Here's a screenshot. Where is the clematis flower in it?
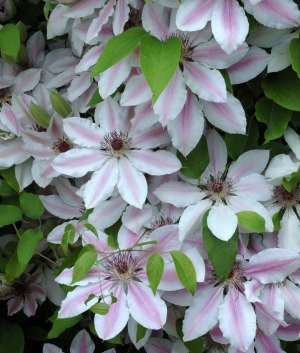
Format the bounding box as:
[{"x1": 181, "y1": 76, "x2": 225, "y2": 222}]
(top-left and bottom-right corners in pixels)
[
  {"x1": 154, "y1": 129, "x2": 273, "y2": 241},
  {"x1": 52, "y1": 98, "x2": 181, "y2": 209}
]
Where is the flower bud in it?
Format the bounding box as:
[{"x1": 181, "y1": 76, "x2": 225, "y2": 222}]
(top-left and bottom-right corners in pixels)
[
  {"x1": 16, "y1": 21, "x2": 27, "y2": 43},
  {"x1": 16, "y1": 43, "x2": 29, "y2": 64},
  {"x1": 0, "y1": 0, "x2": 16, "y2": 23},
  {"x1": 50, "y1": 91, "x2": 72, "y2": 118},
  {"x1": 30, "y1": 101, "x2": 51, "y2": 128}
]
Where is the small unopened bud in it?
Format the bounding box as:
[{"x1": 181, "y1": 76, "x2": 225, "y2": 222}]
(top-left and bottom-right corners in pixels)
[
  {"x1": 0, "y1": 0, "x2": 16, "y2": 23},
  {"x1": 16, "y1": 21, "x2": 27, "y2": 43},
  {"x1": 50, "y1": 91, "x2": 72, "y2": 118},
  {"x1": 30, "y1": 101, "x2": 51, "y2": 128}
]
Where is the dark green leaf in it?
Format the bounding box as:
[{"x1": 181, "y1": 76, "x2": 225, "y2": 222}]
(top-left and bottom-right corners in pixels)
[
  {"x1": 54, "y1": 246, "x2": 82, "y2": 276},
  {"x1": 236, "y1": 86, "x2": 253, "y2": 110},
  {"x1": 140, "y1": 35, "x2": 181, "y2": 104},
  {"x1": 0, "y1": 320, "x2": 24, "y2": 353},
  {"x1": 0, "y1": 25, "x2": 20, "y2": 60},
  {"x1": 72, "y1": 247, "x2": 97, "y2": 284},
  {"x1": 0, "y1": 205, "x2": 22, "y2": 227},
  {"x1": 170, "y1": 250, "x2": 197, "y2": 295},
  {"x1": 86, "y1": 88, "x2": 103, "y2": 107},
  {"x1": 146, "y1": 253, "x2": 164, "y2": 295},
  {"x1": 220, "y1": 69, "x2": 233, "y2": 95},
  {"x1": 0, "y1": 166, "x2": 19, "y2": 191},
  {"x1": 136, "y1": 323, "x2": 147, "y2": 343},
  {"x1": 289, "y1": 38, "x2": 300, "y2": 78},
  {"x1": 43, "y1": 1, "x2": 51, "y2": 20},
  {"x1": 107, "y1": 334, "x2": 124, "y2": 345},
  {"x1": 0, "y1": 179, "x2": 15, "y2": 196},
  {"x1": 202, "y1": 211, "x2": 238, "y2": 283},
  {"x1": 47, "y1": 314, "x2": 82, "y2": 339},
  {"x1": 19, "y1": 191, "x2": 44, "y2": 219},
  {"x1": 236, "y1": 211, "x2": 265, "y2": 233},
  {"x1": 17, "y1": 229, "x2": 43, "y2": 266},
  {"x1": 272, "y1": 210, "x2": 284, "y2": 231},
  {"x1": 177, "y1": 135, "x2": 210, "y2": 178},
  {"x1": 5, "y1": 251, "x2": 27, "y2": 281}
]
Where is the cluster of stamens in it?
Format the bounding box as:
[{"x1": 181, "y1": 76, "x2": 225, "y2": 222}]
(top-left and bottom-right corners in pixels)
[
  {"x1": 145, "y1": 213, "x2": 175, "y2": 234},
  {"x1": 203, "y1": 173, "x2": 235, "y2": 205},
  {"x1": 52, "y1": 136, "x2": 74, "y2": 154},
  {"x1": 210, "y1": 261, "x2": 245, "y2": 292},
  {"x1": 0, "y1": 87, "x2": 12, "y2": 106},
  {"x1": 13, "y1": 60, "x2": 41, "y2": 76},
  {"x1": 100, "y1": 131, "x2": 132, "y2": 158},
  {"x1": 272, "y1": 184, "x2": 300, "y2": 210},
  {"x1": 103, "y1": 252, "x2": 141, "y2": 283}
]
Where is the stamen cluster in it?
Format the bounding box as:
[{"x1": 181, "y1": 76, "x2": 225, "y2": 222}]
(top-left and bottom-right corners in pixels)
[
  {"x1": 272, "y1": 185, "x2": 300, "y2": 210},
  {"x1": 100, "y1": 131, "x2": 132, "y2": 158},
  {"x1": 52, "y1": 136, "x2": 74, "y2": 154},
  {"x1": 103, "y1": 252, "x2": 140, "y2": 283},
  {"x1": 203, "y1": 173, "x2": 235, "y2": 205}
]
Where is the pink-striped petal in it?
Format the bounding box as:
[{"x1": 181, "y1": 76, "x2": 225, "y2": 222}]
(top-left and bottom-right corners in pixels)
[
  {"x1": 43, "y1": 344, "x2": 63, "y2": 353},
  {"x1": 122, "y1": 204, "x2": 152, "y2": 234},
  {"x1": 95, "y1": 97, "x2": 121, "y2": 132},
  {"x1": 184, "y1": 62, "x2": 227, "y2": 103},
  {"x1": 212, "y1": 0, "x2": 249, "y2": 54},
  {"x1": 144, "y1": 338, "x2": 173, "y2": 353},
  {"x1": 128, "y1": 280, "x2": 167, "y2": 329},
  {"x1": 46, "y1": 68, "x2": 76, "y2": 89},
  {"x1": 113, "y1": 0, "x2": 130, "y2": 35},
  {"x1": 40, "y1": 195, "x2": 81, "y2": 219},
  {"x1": 75, "y1": 44, "x2": 105, "y2": 73},
  {"x1": 131, "y1": 123, "x2": 171, "y2": 149},
  {"x1": 254, "y1": 331, "x2": 285, "y2": 353},
  {"x1": 64, "y1": 0, "x2": 104, "y2": 18},
  {"x1": 0, "y1": 138, "x2": 30, "y2": 168},
  {"x1": 205, "y1": 129, "x2": 227, "y2": 176},
  {"x1": 0, "y1": 103, "x2": 21, "y2": 136},
  {"x1": 13, "y1": 69, "x2": 42, "y2": 94},
  {"x1": 142, "y1": 0, "x2": 170, "y2": 39},
  {"x1": 47, "y1": 4, "x2": 71, "y2": 39},
  {"x1": 219, "y1": 287, "x2": 256, "y2": 352},
  {"x1": 7, "y1": 296, "x2": 23, "y2": 315},
  {"x1": 275, "y1": 315, "x2": 300, "y2": 341},
  {"x1": 54, "y1": 176, "x2": 82, "y2": 207},
  {"x1": 27, "y1": 31, "x2": 45, "y2": 64},
  {"x1": 23, "y1": 293, "x2": 38, "y2": 316},
  {"x1": 120, "y1": 75, "x2": 152, "y2": 106},
  {"x1": 15, "y1": 158, "x2": 33, "y2": 191},
  {"x1": 68, "y1": 72, "x2": 91, "y2": 102},
  {"x1": 235, "y1": 174, "x2": 272, "y2": 201},
  {"x1": 70, "y1": 330, "x2": 95, "y2": 353},
  {"x1": 280, "y1": 279, "x2": 300, "y2": 319}
]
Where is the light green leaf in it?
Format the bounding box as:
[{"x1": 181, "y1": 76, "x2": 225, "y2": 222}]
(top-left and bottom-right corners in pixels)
[
  {"x1": 72, "y1": 247, "x2": 97, "y2": 284},
  {"x1": 47, "y1": 313, "x2": 82, "y2": 339},
  {"x1": 29, "y1": 101, "x2": 51, "y2": 128},
  {"x1": 0, "y1": 205, "x2": 22, "y2": 227},
  {"x1": 84, "y1": 223, "x2": 98, "y2": 237},
  {"x1": 170, "y1": 250, "x2": 196, "y2": 295},
  {"x1": 236, "y1": 211, "x2": 265, "y2": 233},
  {"x1": 107, "y1": 235, "x2": 118, "y2": 248},
  {"x1": 61, "y1": 224, "x2": 76, "y2": 255},
  {"x1": 78, "y1": 208, "x2": 93, "y2": 222},
  {"x1": 140, "y1": 35, "x2": 181, "y2": 104},
  {"x1": 289, "y1": 38, "x2": 300, "y2": 78},
  {"x1": 90, "y1": 302, "x2": 110, "y2": 315},
  {"x1": 17, "y1": 229, "x2": 43, "y2": 266},
  {"x1": 49, "y1": 91, "x2": 72, "y2": 117},
  {"x1": 0, "y1": 24, "x2": 20, "y2": 60},
  {"x1": 136, "y1": 323, "x2": 147, "y2": 343},
  {"x1": 0, "y1": 166, "x2": 19, "y2": 191},
  {"x1": 84, "y1": 293, "x2": 97, "y2": 305},
  {"x1": 177, "y1": 135, "x2": 210, "y2": 178},
  {"x1": 272, "y1": 210, "x2": 284, "y2": 231},
  {"x1": 91, "y1": 27, "x2": 148, "y2": 79},
  {"x1": 176, "y1": 318, "x2": 203, "y2": 353},
  {"x1": 282, "y1": 166, "x2": 300, "y2": 192},
  {"x1": 54, "y1": 246, "x2": 82, "y2": 276},
  {"x1": 0, "y1": 320, "x2": 24, "y2": 353},
  {"x1": 262, "y1": 67, "x2": 300, "y2": 111},
  {"x1": 134, "y1": 240, "x2": 158, "y2": 247},
  {"x1": 202, "y1": 211, "x2": 239, "y2": 283},
  {"x1": 146, "y1": 253, "x2": 164, "y2": 295},
  {"x1": 19, "y1": 192, "x2": 44, "y2": 219},
  {"x1": 86, "y1": 88, "x2": 103, "y2": 107},
  {"x1": 5, "y1": 252, "x2": 27, "y2": 281},
  {"x1": 255, "y1": 97, "x2": 292, "y2": 143},
  {"x1": 43, "y1": 1, "x2": 51, "y2": 21}
]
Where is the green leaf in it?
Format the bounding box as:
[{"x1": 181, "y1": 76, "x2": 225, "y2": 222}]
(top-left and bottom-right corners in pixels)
[
  {"x1": 140, "y1": 35, "x2": 181, "y2": 104},
  {"x1": 29, "y1": 101, "x2": 51, "y2": 128},
  {"x1": 43, "y1": 1, "x2": 51, "y2": 20},
  {"x1": 282, "y1": 166, "x2": 300, "y2": 192},
  {"x1": 19, "y1": 192, "x2": 44, "y2": 219},
  {"x1": 61, "y1": 224, "x2": 76, "y2": 254},
  {"x1": 84, "y1": 293, "x2": 97, "y2": 305},
  {"x1": 86, "y1": 88, "x2": 103, "y2": 107},
  {"x1": 47, "y1": 313, "x2": 82, "y2": 339},
  {"x1": 0, "y1": 166, "x2": 19, "y2": 191},
  {"x1": 84, "y1": 223, "x2": 98, "y2": 237},
  {"x1": 176, "y1": 318, "x2": 203, "y2": 353},
  {"x1": 257, "y1": 141, "x2": 291, "y2": 160},
  {"x1": 170, "y1": 250, "x2": 197, "y2": 295},
  {"x1": 177, "y1": 135, "x2": 210, "y2": 178},
  {"x1": 220, "y1": 69, "x2": 233, "y2": 95},
  {"x1": 136, "y1": 323, "x2": 147, "y2": 343},
  {"x1": 146, "y1": 253, "x2": 164, "y2": 295},
  {"x1": 91, "y1": 27, "x2": 148, "y2": 79},
  {"x1": 90, "y1": 302, "x2": 110, "y2": 315},
  {"x1": 236, "y1": 86, "x2": 254, "y2": 110},
  {"x1": 262, "y1": 67, "x2": 300, "y2": 111},
  {"x1": 5, "y1": 251, "x2": 27, "y2": 281},
  {"x1": 245, "y1": 12, "x2": 258, "y2": 33},
  {"x1": 289, "y1": 38, "x2": 300, "y2": 78},
  {"x1": 107, "y1": 235, "x2": 118, "y2": 248},
  {"x1": 272, "y1": 210, "x2": 284, "y2": 231},
  {"x1": 0, "y1": 25, "x2": 20, "y2": 60},
  {"x1": 0, "y1": 320, "x2": 24, "y2": 353},
  {"x1": 225, "y1": 116, "x2": 258, "y2": 160},
  {"x1": 255, "y1": 97, "x2": 292, "y2": 143},
  {"x1": 236, "y1": 211, "x2": 265, "y2": 233},
  {"x1": 134, "y1": 240, "x2": 158, "y2": 247},
  {"x1": 17, "y1": 229, "x2": 43, "y2": 266},
  {"x1": 54, "y1": 246, "x2": 82, "y2": 276},
  {"x1": 0, "y1": 179, "x2": 15, "y2": 197},
  {"x1": 202, "y1": 211, "x2": 239, "y2": 283},
  {"x1": 72, "y1": 247, "x2": 97, "y2": 284},
  {"x1": 0, "y1": 205, "x2": 22, "y2": 227},
  {"x1": 107, "y1": 334, "x2": 124, "y2": 345},
  {"x1": 78, "y1": 208, "x2": 93, "y2": 222},
  {"x1": 49, "y1": 91, "x2": 72, "y2": 117}
]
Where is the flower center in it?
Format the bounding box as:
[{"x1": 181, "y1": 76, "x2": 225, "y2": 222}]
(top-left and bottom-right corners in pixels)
[
  {"x1": 0, "y1": 87, "x2": 12, "y2": 106},
  {"x1": 124, "y1": 8, "x2": 142, "y2": 31},
  {"x1": 100, "y1": 131, "x2": 131, "y2": 158},
  {"x1": 203, "y1": 173, "x2": 235, "y2": 205},
  {"x1": 145, "y1": 213, "x2": 175, "y2": 233},
  {"x1": 52, "y1": 136, "x2": 73, "y2": 154},
  {"x1": 210, "y1": 261, "x2": 245, "y2": 291},
  {"x1": 13, "y1": 281, "x2": 28, "y2": 296},
  {"x1": 272, "y1": 185, "x2": 300, "y2": 210},
  {"x1": 103, "y1": 252, "x2": 141, "y2": 283}
]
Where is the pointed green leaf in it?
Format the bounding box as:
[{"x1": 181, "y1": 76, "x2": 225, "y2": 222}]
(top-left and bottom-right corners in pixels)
[
  {"x1": 134, "y1": 240, "x2": 158, "y2": 247},
  {"x1": 17, "y1": 229, "x2": 43, "y2": 266},
  {"x1": 61, "y1": 224, "x2": 76, "y2": 255},
  {"x1": 220, "y1": 69, "x2": 233, "y2": 95},
  {"x1": 29, "y1": 101, "x2": 51, "y2": 128},
  {"x1": 255, "y1": 97, "x2": 292, "y2": 143},
  {"x1": 282, "y1": 166, "x2": 300, "y2": 192},
  {"x1": 43, "y1": 1, "x2": 51, "y2": 20},
  {"x1": 90, "y1": 302, "x2": 110, "y2": 315},
  {"x1": 136, "y1": 323, "x2": 147, "y2": 343},
  {"x1": 5, "y1": 251, "x2": 27, "y2": 281},
  {"x1": 236, "y1": 211, "x2": 265, "y2": 233},
  {"x1": 47, "y1": 313, "x2": 82, "y2": 339},
  {"x1": 146, "y1": 253, "x2": 164, "y2": 295},
  {"x1": 91, "y1": 27, "x2": 148, "y2": 79},
  {"x1": 0, "y1": 166, "x2": 19, "y2": 191},
  {"x1": 49, "y1": 91, "x2": 72, "y2": 117},
  {"x1": 272, "y1": 210, "x2": 284, "y2": 231},
  {"x1": 0, "y1": 205, "x2": 22, "y2": 227},
  {"x1": 262, "y1": 67, "x2": 300, "y2": 111},
  {"x1": 140, "y1": 35, "x2": 181, "y2": 104},
  {"x1": 84, "y1": 293, "x2": 97, "y2": 305},
  {"x1": 177, "y1": 135, "x2": 210, "y2": 178},
  {"x1": 202, "y1": 210, "x2": 239, "y2": 283},
  {"x1": 170, "y1": 250, "x2": 196, "y2": 295},
  {"x1": 0, "y1": 179, "x2": 15, "y2": 197},
  {"x1": 78, "y1": 208, "x2": 93, "y2": 222},
  {"x1": 0, "y1": 320, "x2": 24, "y2": 353},
  {"x1": 54, "y1": 246, "x2": 82, "y2": 276},
  {"x1": 86, "y1": 88, "x2": 103, "y2": 107},
  {"x1": 84, "y1": 223, "x2": 98, "y2": 237},
  {"x1": 0, "y1": 24, "x2": 20, "y2": 60},
  {"x1": 289, "y1": 38, "x2": 300, "y2": 78},
  {"x1": 19, "y1": 192, "x2": 44, "y2": 219},
  {"x1": 72, "y1": 247, "x2": 97, "y2": 284},
  {"x1": 107, "y1": 235, "x2": 118, "y2": 248},
  {"x1": 107, "y1": 334, "x2": 124, "y2": 345},
  {"x1": 176, "y1": 318, "x2": 203, "y2": 353}
]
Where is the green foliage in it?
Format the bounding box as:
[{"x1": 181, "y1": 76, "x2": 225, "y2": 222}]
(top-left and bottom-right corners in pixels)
[
  {"x1": 19, "y1": 192, "x2": 44, "y2": 219},
  {"x1": 5, "y1": 251, "x2": 27, "y2": 281},
  {"x1": 0, "y1": 179, "x2": 15, "y2": 197},
  {"x1": 78, "y1": 208, "x2": 94, "y2": 222},
  {"x1": 43, "y1": 1, "x2": 51, "y2": 21},
  {"x1": 255, "y1": 97, "x2": 292, "y2": 143},
  {"x1": 177, "y1": 135, "x2": 210, "y2": 178},
  {"x1": 176, "y1": 317, "x2": 203, "y2": 353},
  {"x1": 0, "y1": 166, "x2": 19, "y2": 192},
  {"x1": 90, "y1": 302, "x2": 110, "y2": 315},
  {"x1": 136, "y1": 323, "x2": 147, "y2": 343},
  {"x1": 0, "y1": 24, "x2": 20, "y2": 60},
  {"x1": 236, "y1": 211, "x2": 265, "y2": 233},
  {"x1": 289, "y1": 38, "x2": 300, "y2": 78},
  {"x1": 17, "y1": 229, "x2": 43, "y2": 266},
  {"x1": 61, "y1": 224, "x2": 76, "y2": 255},
  {"x1": 272, "y1": 210, "x2": 284, "y2": 231},
  {"x1": 84, "y1": 223, "x2": 98, "y2": 237},
  {"x1": 47, "y1": 311, "x2": 82, "y2": 339},
  {"x1": 140, "y1": 35, "x2": 181, "y2": 104},
  {"x1": 50, "y1": 91, "x2": 72, "y2": 117},
  {"x1": 72, "y1": 245, "x2": 97, "y2": 284},
  {"x1": 282, "y1": 166, "x2": 300, "y2": 192},
  {"x1": 220, "y1": 69, "x2": 233, "y2": 95},
  {"x1": 91, "y1": 27, "x2": 148, "y2": 79},
  {"x1": 146, "y1": 253, "x2": 164, "y2": 295},
  {"x1": 170, "y1": 250, "x2": 197, "y2": 295},
  {"x1": 54, "y1": 246, "x2": 82, "y2": 276},
  {"x1": 86, "y1": 88, "x2": 103, "y2": 107},
  {"x1": 0, "y1": 205, "x2": 22, "y2": 227},
  {"x1": 30, "y1": 101, "x2": 51, "y2": 128},
  {"x1": 262, "y1": 67, "x2": 300, "y2": 111},
  {"x1": 202, "y1": 211, "x2": 239, "y2": 283},
  {"x1": 0, "y1": 320, "x2": 24, "y2": 353}
]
